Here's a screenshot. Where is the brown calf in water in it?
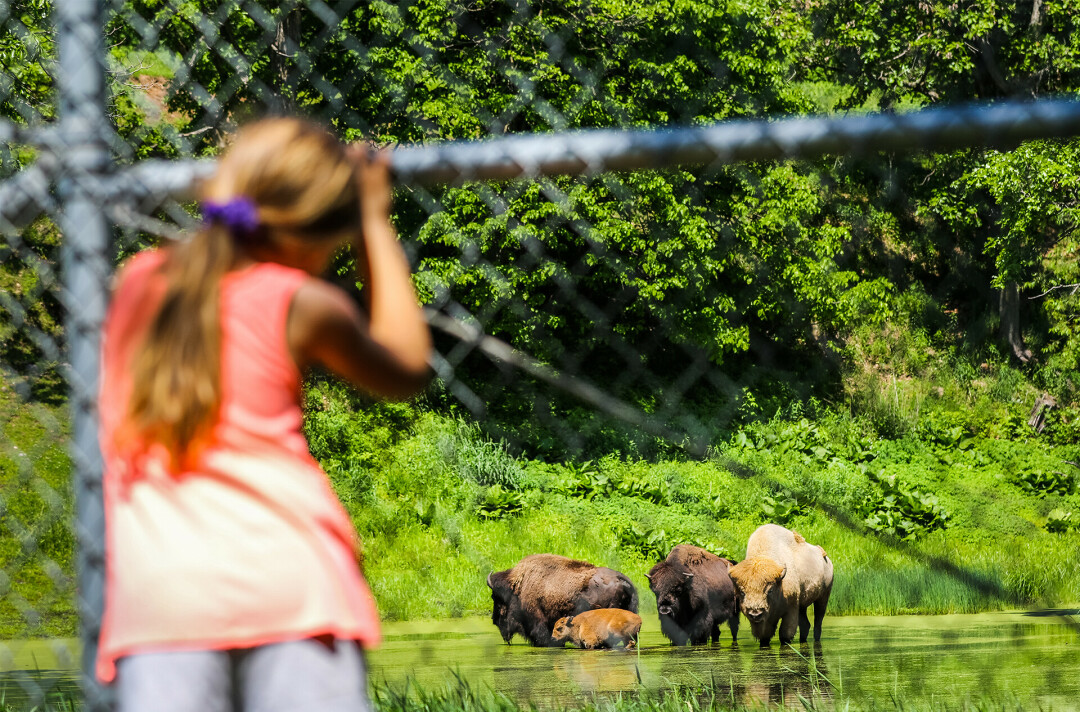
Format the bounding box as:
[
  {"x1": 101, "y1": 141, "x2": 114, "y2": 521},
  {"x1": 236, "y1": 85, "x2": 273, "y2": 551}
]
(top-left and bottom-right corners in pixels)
[{"x1": 551, "y1": 608, "x2": 642, "y2": 649}]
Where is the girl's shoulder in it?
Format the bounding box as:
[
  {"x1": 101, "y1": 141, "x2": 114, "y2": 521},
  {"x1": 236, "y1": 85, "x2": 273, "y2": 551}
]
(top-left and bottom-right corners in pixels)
[{"x1": 113, "y1": 247, "x2": 167, "y2": 290}]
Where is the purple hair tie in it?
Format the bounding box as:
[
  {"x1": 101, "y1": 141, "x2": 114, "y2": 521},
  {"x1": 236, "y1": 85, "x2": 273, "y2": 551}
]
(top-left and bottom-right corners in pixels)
[{"x1": 201, "y1": 197, "x2": 260, "y2": 237}]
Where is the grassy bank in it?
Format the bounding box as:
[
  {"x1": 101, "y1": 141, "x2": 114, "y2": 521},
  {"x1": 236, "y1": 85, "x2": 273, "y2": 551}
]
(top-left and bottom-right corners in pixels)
[
  {"x1": 307, "y1": 354, "x2": 1080, "y2": 621},
  {"x1": 3, "y1": 337, "x2": 1080, "y2": 637},
  {"x1": 0, "y1": 389, "x2": 76, "y2": 639}
]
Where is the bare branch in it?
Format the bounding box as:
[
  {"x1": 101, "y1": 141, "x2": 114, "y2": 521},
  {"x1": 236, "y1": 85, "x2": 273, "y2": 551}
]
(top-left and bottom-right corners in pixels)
[{"x1": 1029, "y1": 283, "x2": 1080, "y2": 300}]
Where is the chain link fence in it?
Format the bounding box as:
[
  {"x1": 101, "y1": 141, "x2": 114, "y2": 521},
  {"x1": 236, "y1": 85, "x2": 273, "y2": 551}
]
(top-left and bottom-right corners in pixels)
[{"x1": 3, "y1": 1, "x2": 1080, "y2": 709}]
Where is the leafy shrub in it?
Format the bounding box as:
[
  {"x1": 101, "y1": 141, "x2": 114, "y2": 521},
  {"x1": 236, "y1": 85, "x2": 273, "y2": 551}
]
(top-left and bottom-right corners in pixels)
[
  {"x1": 760, "y1": 490, "x2": 811, "y2": 525},
  {"x1": 439, "y1": 419, "x2": 525, "y2": 489},
  {"x1": 475, "y1": 485, "x2": 525, "y2": 520},
  {"x1": 615, "y1": 521, "x2": 732, "y2": 562},
  {"x1": 733, "y1": 418, "x2": 875, "y2": 463},
  {"x1": 616, "y1": 522, "x2": 673, "y2": 561},
  {"x1": 414, "y1": 500, "x2": 437, "y2": 526},
  {"x1": 1043, "y1": 408, "x2": 1080, "y2": 445},
  {"x1": 1045, "y1": 508, "x2": 1076, "y2": 533},
  {"x1": 864, "y1": 471, "x2": 949, "y2": 541},
  {"x1": 556, "y1": 460, "x2": 669, "y2": 504},
  {"x1": 917, "y1": 410, "x2": 973, "y2": 449},
  {"x1": 1013, "y1": 468, "x2": 1077, "y2": 498}
]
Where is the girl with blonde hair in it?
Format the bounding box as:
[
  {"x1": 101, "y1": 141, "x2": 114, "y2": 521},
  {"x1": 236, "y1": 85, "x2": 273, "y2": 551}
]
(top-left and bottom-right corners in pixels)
[{"x1": 97, "y1": 117, "x2": 431, "y2": 711}]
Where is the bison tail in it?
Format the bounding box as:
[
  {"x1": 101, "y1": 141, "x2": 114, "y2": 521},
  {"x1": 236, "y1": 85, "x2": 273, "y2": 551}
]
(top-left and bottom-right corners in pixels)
[{"x1": 628, "y1": 584, "x2": 639, "y2": 614}]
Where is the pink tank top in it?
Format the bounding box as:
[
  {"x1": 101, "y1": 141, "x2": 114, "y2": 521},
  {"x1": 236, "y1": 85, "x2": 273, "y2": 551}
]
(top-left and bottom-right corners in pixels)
[{"x1": 96, "y1": 249, "x2": 381, "y2": 683}]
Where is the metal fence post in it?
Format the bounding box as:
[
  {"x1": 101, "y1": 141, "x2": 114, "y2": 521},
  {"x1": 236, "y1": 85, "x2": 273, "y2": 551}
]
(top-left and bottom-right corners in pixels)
[{"x1": 55, "y1": 0, "x2": 113, "y2": 709}]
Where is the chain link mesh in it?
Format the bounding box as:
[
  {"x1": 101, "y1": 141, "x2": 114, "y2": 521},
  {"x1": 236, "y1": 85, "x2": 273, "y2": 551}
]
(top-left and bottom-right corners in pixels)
[{"x1": 3, "y1": 0, "x2": 1080, "y2": 709}]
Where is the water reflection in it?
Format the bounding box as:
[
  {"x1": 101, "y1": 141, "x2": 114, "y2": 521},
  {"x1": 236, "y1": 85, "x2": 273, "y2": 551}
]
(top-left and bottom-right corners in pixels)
[
  {"x1": 0, "y1": 613, "x2": 1076, "y2": 709},
  {"x1": 0, "y1": 638, "x2": 80, "y2": 709},
  {"x1": 368, "y1": 612, "x2": 1080, "y2": 708}
]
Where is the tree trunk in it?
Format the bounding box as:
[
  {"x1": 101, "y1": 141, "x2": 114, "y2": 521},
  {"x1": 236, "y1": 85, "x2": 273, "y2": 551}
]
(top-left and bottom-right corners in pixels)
[
  {"x1": 999, "y1": 282, "x2": 1033, "y2": 363},
  {"x1": 270, "y1": 9, "x2": 301, "y2": 113},
  {"x1": 1030, "y1": 0, "x2": 1043, "y2": 28}
]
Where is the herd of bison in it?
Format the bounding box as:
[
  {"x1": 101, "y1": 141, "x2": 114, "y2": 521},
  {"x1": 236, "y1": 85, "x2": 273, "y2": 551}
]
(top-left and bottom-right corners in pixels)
[{"x1": 486, "y1": 524, "x2": 834, "y2": 650}]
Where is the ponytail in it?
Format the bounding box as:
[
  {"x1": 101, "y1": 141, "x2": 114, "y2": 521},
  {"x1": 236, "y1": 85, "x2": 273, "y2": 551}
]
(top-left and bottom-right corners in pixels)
[
  {"x1": 123, "y1": 117, "x2": 361, "y2": 470},
  {"x1": 127, "y1": 224, "x2": 236, "y2": 466}
]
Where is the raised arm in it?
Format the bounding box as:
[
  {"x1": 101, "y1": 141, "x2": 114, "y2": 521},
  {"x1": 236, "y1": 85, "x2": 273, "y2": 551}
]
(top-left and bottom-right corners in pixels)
[{"x1": 288, "y1": 151, "x2": 432, "y2": 400}]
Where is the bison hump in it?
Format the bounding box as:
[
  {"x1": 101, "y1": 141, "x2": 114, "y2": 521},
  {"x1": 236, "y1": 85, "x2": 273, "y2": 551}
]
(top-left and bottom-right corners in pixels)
[
  {"x1": 508, "y1": 553, "x2": 596, "y2": 591},
  {"x1": 668, "y1": 544, "x2": 722, "y2": 568}
]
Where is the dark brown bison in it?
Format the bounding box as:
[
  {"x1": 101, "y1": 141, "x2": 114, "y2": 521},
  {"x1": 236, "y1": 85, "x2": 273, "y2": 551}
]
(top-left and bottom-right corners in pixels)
[
  {"x1": 486, "y1": 554, "x2": 639, "y2": 646},
  {"x1": 646, "y1": 544, "x2": 739, "y2": 646},
  {"x1": 551, "y1": 609, "x2": 642, "y2": 649}
]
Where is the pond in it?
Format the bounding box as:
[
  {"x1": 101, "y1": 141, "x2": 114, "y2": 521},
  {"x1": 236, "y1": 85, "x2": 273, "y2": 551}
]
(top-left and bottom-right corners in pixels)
[
  {"x1": 368, "y1": 610, "x2": 1080, "y2": 709},
  {"x1": 1, "y1": 611, "x2": 1077, "y2": 709}
]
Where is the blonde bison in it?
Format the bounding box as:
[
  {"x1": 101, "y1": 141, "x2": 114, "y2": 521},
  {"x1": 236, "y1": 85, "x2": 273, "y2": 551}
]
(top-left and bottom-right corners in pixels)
[
  {"x1": 728, "y1": 524, "x2": 833, "y2": 647},
  {"x1": 551, "y1": 608, "x2": 642, "y2": 649}
]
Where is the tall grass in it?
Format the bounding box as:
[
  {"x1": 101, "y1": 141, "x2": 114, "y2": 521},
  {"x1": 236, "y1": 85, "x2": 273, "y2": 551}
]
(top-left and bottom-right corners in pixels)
[
  {"x1": 0, "y1": 679, "x2": 1041, "y2": 712},
  {"x1": 370, "y1": 676, "x2": 1038, "y2": 712}
]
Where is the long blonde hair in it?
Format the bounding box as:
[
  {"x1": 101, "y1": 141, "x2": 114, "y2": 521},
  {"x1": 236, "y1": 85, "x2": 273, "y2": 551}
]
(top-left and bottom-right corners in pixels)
[{"x1": 127, "y1": 118, "x2": 361, "y2": 465}]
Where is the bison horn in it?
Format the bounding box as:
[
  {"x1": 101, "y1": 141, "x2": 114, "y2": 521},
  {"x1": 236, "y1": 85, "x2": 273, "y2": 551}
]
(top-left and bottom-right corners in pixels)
[
  {"x1": 486, "y1": 571, "x2": 494, "y2": 589},
  {"x1": 682, "y1": 572, "x2": 694, "y2": 579},
  {"x1": 644, "y1": 572, "x2": 652, "y2": 580}
]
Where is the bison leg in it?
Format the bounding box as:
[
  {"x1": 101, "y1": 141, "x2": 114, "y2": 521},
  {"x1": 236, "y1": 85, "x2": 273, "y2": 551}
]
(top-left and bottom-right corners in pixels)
[
  {"x1": 813, "y1": 591, "x2": 831, "y2": 642},
  {"x1": 798, "y1": 607, "x2": 811, "y2": 643},
  {"x1": 759, "y1": 619, "x2": 778, "y2": 648},
  {"x1": 660, "y1": 617, "x2": 690, "y2": 646},
  {"x1": 728, "y1": 614, "x2": 739, "y2": 645},
  {"x1": 531, "y1": 620, "x2": 557, "y2": 647},
  {"x1": 779, "y1": 610, "x2": 799, "y2": 646},
  {"x1": 710, "y1": 623, "x2": 721, "y2": 644}
]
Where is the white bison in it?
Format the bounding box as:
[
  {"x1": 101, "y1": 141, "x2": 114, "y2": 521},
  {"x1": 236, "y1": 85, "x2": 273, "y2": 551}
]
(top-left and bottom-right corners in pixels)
[{"x1": 728, "y1": 524, "x2": 833, "y2": 647}]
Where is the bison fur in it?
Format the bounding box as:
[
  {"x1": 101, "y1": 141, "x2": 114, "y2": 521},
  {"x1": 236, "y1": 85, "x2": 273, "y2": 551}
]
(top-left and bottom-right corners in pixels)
[
  {"x1": 551, "y1": 608, "x2": 642, "y2": 649},
  {"x1": 646, "y1": 544, "x2": 739, "y2": 646},
  {"x1": 487, "y1": 554, "x2": 639, "y2": 646},
  {"x1": 728, "y1": 524, "x2": 833, "y2": 647}
]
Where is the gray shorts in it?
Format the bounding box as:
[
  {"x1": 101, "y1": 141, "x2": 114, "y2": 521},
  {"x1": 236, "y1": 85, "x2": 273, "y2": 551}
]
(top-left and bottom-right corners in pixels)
[{"x1": 115, "y1": 637, "x2": 371, "y2": 712}]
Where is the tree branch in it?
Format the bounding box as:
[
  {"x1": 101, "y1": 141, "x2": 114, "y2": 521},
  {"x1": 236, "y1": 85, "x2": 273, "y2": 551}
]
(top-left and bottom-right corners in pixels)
[{"x1": 1028, "y1": 283, "x2": 1080, "y2": 300}]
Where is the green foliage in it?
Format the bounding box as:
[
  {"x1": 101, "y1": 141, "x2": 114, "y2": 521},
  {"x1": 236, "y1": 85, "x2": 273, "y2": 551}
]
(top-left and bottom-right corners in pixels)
[
  {"x1": 556, "y1": 459, "x2": 669, "y2": 504},
  {"x1": 0, "y1": 217, "x2": 65, "y2": 403},
  {"x1": 303, "y1": 380, "x2": 421, "y2": 503},
  {"x1": 615, "y1": 522, "x2": 673, "y2": 562},
  {"x1": 760, "y1": 490, "x2": 810, "y2": 526},
  {"x1": 864, "y1": 471, "x2": 949, "y2": 541},
  {"x1": 614, "y1": 520, "x2": 731, "y2": 563},
  {"x1": 475, "y1": 485, "x2": 525, "y2": 521},
  {"x1": 918, "y1": 410, "x2": 974, "y2": 450},
  {"x1": 1044, "y1": 508, "x2": 1076, "y2": 533},
  {"x1": 1012, "y1": 468, "x2": 1078, "y2": 498},
  {"x1": 439, "y1": 419, "x2": 525, "y2": 489},
  {"x1": 732, "y1": 417, "x2": 875, "y2": 464},
  {"x1": 0, "y1": 392, "x2": 76, "y2": 638},
  {"x1": 0, "y1": 0, "x2": 54, "y2": 127}
]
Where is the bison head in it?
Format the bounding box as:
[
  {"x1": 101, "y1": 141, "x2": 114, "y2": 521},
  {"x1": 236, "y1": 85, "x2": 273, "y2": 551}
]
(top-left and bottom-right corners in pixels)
[
  {"x1": 728, "y1": 556, "x2": 786, "y2": 625},
  {"x1": 487, "y1": 570, "x2": 522, "y2": 644},
  {"x1": 551, "y1": 616, "x2": 576, "y2": 645},
  {"x1": 646, "y1": 561, "x2": 694, "y2": 619}
]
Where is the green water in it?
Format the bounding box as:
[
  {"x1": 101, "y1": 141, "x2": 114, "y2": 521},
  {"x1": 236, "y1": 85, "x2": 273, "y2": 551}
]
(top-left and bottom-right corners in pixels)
[
  {"x1": 1, "y1": 612, "x2": 1077, "y2": 709},
  {"x1": 368, "y1": 611, "x2": 1080, "y2": 708}
]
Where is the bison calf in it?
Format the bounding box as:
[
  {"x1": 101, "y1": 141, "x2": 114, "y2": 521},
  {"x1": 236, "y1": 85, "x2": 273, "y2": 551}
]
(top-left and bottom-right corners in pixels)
[
  {"x1": 551, "y1": 609, "x2": 642, "y2": 649},
  {"x1": 728, "y1": 524, "x2": 833, "y2": 647},
  {"x1": 646, "y1": 544, "x2": 738, "y2": 646},
  {"x1": 487, "y1": 554, "x2": 638, "y2": 646}
]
